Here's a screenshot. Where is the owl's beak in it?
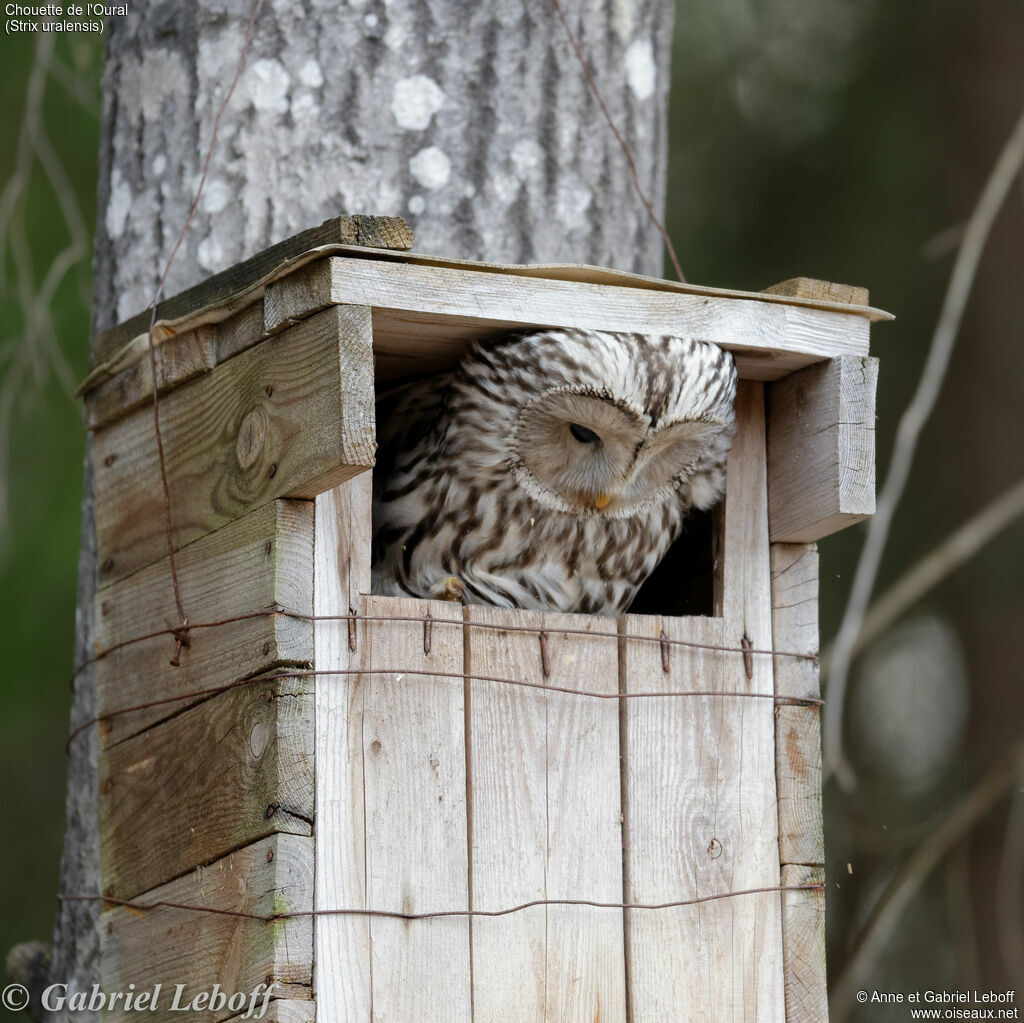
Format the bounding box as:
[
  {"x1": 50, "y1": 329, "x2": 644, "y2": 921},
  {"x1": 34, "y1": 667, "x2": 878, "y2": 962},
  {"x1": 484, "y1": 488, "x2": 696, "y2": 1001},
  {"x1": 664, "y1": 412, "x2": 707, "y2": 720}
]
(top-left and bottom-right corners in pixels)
[{"x1": 594, "y1": 493, "x2": 612, "y2": 509}]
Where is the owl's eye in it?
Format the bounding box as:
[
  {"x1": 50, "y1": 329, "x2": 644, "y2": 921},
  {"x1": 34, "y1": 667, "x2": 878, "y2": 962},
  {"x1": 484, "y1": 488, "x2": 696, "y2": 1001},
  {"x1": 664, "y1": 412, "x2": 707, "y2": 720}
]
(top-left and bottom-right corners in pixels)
[{"x1": 569, "y1": 422, "x2": 600, "y2": 444}]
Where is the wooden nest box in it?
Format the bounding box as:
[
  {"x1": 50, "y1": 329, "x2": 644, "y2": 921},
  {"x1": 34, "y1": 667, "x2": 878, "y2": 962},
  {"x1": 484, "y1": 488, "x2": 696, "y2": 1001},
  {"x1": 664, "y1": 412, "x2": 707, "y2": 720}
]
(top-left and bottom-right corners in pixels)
[{"x1": 79, "y1": 215, "x2": 888, "y2": 1023}]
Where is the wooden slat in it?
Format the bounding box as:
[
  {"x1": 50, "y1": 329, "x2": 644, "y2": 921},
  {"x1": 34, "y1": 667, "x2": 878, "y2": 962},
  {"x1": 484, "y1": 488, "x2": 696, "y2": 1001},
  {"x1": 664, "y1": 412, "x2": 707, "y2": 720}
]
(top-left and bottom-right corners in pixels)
[
  {"x1": 99, "y1": 672, "x2": 314, "y2": 901},
  {"x1": 767, "y1": 355, "x2": 878, "y2": 542},
  {"x1": 361, "y1": 595, "x2": 470, "y2": 1021},
  {"x1": 321, "y1": 256, "x2": 871, "y2": 382},
  {"x1": 101, "y1": 834, "x2": 312, "y2": 1023},
  {"x1": 224, "y1": 1001, "x2": 314, "y2": 1023},
  {"x1": 780, "y1": 864, "x2": 828, "y2": 1023},
  {"x1": 95, "y1": 499, "x2": 313, "y2": 748},
  {"x1": 92, "y1": 215, "x2": 412, "y2": 366},
  {"x1": 771, "y1": 544, "x2": 824, "y2": 867},
  {"x1": 466, "y1": 608, "x2": 625, "y2": 1022},
  {"x1": 312, "y1": 474, "x2": 373, "y2": 1021},
  {"x1": 621, "y1": 382, "x2": 785, "y2": 1022},
  {"x1": 93, "y1": 303, "x2": 374, "y2": 588},
  {"x1": 84, "y1": 325, "x2": 216, "y2": 430},
  {"x1": 264, "y1": 259, "x2": 336, "y2": 335},
  {"x1": 763, "y1": 276, "x2": 869, "y2": 308}
]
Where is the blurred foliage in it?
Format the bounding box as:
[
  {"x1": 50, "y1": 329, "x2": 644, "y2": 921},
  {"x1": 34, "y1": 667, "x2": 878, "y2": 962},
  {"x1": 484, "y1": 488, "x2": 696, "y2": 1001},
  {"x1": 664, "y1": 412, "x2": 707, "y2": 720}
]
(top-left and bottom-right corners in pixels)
[
  {"x1": 0, "y1": 31, "x2": 103, "y2": 996},
  {"x1": 1, "y1": 0, "x2": 1022, "y2": 1017}
]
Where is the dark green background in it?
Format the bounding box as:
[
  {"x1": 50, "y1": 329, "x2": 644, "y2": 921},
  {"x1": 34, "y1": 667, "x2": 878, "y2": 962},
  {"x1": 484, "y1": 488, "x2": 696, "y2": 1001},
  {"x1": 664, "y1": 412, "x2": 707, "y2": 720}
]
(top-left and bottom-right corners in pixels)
[{"x1": 2, "y1": 1, "x2": 1022, "y2": 1018}]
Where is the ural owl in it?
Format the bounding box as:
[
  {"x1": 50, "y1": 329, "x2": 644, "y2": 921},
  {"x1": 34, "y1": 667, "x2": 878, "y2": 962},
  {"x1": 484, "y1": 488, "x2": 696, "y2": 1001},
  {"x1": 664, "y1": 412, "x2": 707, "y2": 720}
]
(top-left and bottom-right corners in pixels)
[{"x1": 371, "y1": 329, "x2": 736, "y2": 615}]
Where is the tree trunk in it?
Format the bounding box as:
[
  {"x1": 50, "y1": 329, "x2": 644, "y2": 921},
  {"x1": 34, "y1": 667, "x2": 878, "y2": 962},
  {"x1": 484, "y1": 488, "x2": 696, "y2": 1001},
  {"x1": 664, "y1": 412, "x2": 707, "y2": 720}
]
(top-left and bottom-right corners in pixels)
[{"x1": 54, "y1": 0, "x2": 673, "y2": 1014}]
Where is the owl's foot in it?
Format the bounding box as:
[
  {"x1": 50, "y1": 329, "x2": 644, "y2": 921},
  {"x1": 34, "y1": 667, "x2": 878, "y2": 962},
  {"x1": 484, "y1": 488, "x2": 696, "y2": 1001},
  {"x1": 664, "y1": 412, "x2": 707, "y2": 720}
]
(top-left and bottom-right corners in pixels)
[{"x1": 438, "y1": 575, "x2": 467, "y2": 603}]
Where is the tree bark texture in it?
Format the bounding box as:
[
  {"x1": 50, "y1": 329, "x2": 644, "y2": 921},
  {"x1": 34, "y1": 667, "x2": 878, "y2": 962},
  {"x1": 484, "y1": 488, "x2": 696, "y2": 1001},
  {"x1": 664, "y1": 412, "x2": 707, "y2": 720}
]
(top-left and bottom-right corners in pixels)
[
  {"x1": 93, "y1": 0, "x2": 673, "y2": 332},
  {"x1": 57, "y1": 0, "x2": 673, "y2": 1014}
]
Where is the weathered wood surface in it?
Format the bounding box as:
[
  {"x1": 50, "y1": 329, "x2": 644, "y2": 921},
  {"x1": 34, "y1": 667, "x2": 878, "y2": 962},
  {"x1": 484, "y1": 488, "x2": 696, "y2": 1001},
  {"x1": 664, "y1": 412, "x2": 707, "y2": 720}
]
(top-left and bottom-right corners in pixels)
[
  {"x1": 93, "y1": 304, "x2": 374, "y2": 588},
  {"x1": 99, "y1": 672, "x2": 314, "y2": 902},
  {"x1": 763, "y1": 276, "x2": 869, "y2": 308},
  {"x1": 621, "y1": 382, "x2": 785, "y2": 1022},
  {"x1": 313, "y1": 474, "x2": 373, "y2": 1021},
  {"x1": 767, "y1": 355, "x2": 878, "y2": 542},
  {"x1": 101, "y1": 834, "x2": 313, "y2": 1023},
  {"x1": 84, "y1": 325, "x2": 216, "y2": 430},
  {"x1": 780, "y1": 864, "x2": 829, "y2": 1023},
  {"x1": 91, "y1": 215, "x2": 413, "y2": 367},
  {"x1": 224, "y1": 1000, "x2": 315, "y2": 1023},
  {"x1": 81, "y1": 249, "x2": 888, "y2": 432},
  {"x1": 771, "y1": 544, "x2": 824, "y2": 867},
  {"x1": 94, "y1": 499, "x2": 313, "y2": 748},
  {"x1": 467, "y1": 608, "x2": 625, "y2": 1022},
  {"x1": 363, "y1": 595, "x2": 471, "y2": 1021},
  {"x1": 327, "y1": 257, "x2": 871, "y2": 383}
]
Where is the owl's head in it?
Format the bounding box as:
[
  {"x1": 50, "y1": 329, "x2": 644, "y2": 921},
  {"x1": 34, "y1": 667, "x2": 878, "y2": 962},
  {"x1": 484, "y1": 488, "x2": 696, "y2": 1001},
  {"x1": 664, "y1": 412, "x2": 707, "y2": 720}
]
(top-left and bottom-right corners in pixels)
[{"x1": 452, "y1": 330, "x2": 737, "y2": 517}]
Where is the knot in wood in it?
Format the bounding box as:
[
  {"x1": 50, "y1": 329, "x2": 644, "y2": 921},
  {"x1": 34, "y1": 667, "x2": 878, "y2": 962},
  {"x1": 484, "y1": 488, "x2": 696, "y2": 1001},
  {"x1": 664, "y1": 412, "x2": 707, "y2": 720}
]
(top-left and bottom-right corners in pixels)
[
  {"x1": 249, "y1": 721, "x2": 270, "y2": 759},
  {"x1": 706, "y1": 837, "x2": 723, "y2": 859},
  {"x1": 236, "y1": 407, "x2": 269, "y2": 470}
]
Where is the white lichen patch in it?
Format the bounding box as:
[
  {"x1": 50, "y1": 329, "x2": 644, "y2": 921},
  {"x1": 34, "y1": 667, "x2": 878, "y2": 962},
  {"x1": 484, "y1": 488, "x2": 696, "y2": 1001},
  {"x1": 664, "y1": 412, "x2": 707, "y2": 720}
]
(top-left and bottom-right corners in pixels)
[
  {"x1": 611, "y1": 0, "x2": 635, "y2": 42},
  {"x1": 407, "y1": 194, "x2": 426, "y2": 215},
  {"x1": 202, "y1": 179, "x2": 231, "y2": 214},
  {"x1": 105, "y1": 169, "x2": 131, "y2": 240},
  {"x1": 292, "y1": 92, "x2": 319, "y2": 120},
  {"x1": 391, "y1": 75, "x2": 446, "y2": 131},
  {"x1": 247, "y1": 58, "x2": 291, "y2": 114},
  {"x1": 624, "y1": 38, "x2": 656, "y2": 100},
  {"x1": 119, "y1": 47, "x2": 188, "y2": 125},
  {"x1": 197, "y1": 234, "x2": 224, "y2": 272},
  {"x1": 555, "y1": 175, "x2": 593, "y2": 230},
  {"x1": 511, "y1": 138, "x2": 543, "y2": 179},
  {"x1": 151, "y1": 154, "x2": 167, "y2": 177},
  {"x1": 409, "y1": 146, "x2": 451, "y2": 190},
  {"x1": 298, "y1": 59, "x2": 324, "y2": 89}
]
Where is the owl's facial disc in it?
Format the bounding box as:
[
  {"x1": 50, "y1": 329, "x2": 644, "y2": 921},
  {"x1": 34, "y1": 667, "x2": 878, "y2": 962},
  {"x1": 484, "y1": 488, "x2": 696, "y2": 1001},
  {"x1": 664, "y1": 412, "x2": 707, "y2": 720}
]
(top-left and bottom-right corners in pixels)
[{"x1": 513, "y1": 391, "x2": 648, "y2": 512}]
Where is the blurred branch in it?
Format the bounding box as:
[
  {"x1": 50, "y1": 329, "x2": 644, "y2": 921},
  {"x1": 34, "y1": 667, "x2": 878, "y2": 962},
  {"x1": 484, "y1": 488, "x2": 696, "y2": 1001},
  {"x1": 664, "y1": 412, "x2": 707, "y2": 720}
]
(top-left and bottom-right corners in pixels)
[
  {"x1": 996, "y1": 760, "x2": 1024, "y2": 987},
  {"x1": 821, "y1": 476, "x2": 1024, "y2": 671},
  {"x1": 823, "y1": 106, "x2": 1024, "y2": 791},
  {"x1": 0, "y1": 34, "x2": 93, "y2": 527},
  {"x1": 830, "y1": 737, "x2": 1024, "y2": 1023}
]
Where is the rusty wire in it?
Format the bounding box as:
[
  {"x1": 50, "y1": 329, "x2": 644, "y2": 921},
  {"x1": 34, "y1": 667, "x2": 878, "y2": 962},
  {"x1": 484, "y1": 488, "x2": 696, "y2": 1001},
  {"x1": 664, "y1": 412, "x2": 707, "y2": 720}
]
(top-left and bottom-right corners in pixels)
[{"x1": 60, "y1": 883, "x2": 824, "y2": 925}]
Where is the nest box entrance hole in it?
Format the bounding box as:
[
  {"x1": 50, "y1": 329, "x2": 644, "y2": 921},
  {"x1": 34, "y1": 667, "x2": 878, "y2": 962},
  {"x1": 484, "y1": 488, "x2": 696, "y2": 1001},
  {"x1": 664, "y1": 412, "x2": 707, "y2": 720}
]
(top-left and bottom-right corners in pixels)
[{"x1": 369, "y1": 330, "x2": 723, "y2": 619}]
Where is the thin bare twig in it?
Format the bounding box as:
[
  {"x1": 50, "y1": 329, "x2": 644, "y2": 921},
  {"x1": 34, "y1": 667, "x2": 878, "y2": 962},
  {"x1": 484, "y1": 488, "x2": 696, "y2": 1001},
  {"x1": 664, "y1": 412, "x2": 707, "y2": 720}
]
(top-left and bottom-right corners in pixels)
[
  {"x1": 829, "y1": 738, "x2": 1024, "y2": 1022},
  {"x1": 821, "y1": 476, "x2": 1024, "y2": 671},
  {"x1": 823, "y1": 107, "x2": 1024, "y2": 790}
]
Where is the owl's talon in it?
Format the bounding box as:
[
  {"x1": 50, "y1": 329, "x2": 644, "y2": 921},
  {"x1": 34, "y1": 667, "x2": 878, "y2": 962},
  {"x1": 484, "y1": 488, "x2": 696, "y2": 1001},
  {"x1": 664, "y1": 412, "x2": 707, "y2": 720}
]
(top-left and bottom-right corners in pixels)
[{"x1": 439, "y1": 576, "x2": 467, "y2": 603}]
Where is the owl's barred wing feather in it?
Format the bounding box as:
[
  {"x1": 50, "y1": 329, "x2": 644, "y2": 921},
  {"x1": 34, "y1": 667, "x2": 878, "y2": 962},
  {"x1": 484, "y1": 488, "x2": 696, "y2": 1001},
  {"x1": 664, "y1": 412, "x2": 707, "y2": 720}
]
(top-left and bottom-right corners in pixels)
[{"x1": 371, "y1": 329, "x2": 737, "y2": 614}]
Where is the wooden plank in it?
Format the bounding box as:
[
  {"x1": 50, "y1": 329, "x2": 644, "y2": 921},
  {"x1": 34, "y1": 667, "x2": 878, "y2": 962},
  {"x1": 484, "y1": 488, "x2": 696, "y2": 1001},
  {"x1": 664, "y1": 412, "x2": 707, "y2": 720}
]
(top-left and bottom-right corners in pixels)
[
  {"x1": 84, "y1": 325, "x2": 216, "y2": 431},
  {"x1": 537, "y1": 613, "x2": 626, "y2": 1023},
  {"x1": 361, "y1": 595, "x2": 470, "y2": 1021},
  {"x1": 771, "y1": 544, "x2": 824, "y2": 868},
  {"x1": 780, "y1": 864, "x2": 828, "y2": 1023},
  {"x1": 95, "y1": 499, "x2": 313, "y2": 748},
  {"x1": 93, "y1": 303, "x2": 375, "y2": 588},
  {"x1": 264, "y1": 259, "x2": 335, "y2": 335},
  {"x1": 621, "y1": 382, "x2": 785, "y2": 1022},
  {"x1": 767, "y1": 355, "x2": 878, "y2": 542},
  {"x1": 319, "y1": 257, "x2": 871, "y2": 383},
  {"x1": 466, "y1": 608, "x2": 626, "y2": 1022},
  {"x1": 312, "y1": 474, "x2": 373, "y2": 1022},
  {"x1": 99, "y1": 672, "x2": 314, "y2": 901},
  {"x1": 92, "y1": 214, "x2": 412, "y2": 366},
  {"x1": 763, "y1": 276, "x2": 869, "y2": 308},
  {"x1": 224, "y1": 1001, "x2": 314, "y2": 1023},
  {"x1": 101, "y1": 834, "x2": 312, "y2": 1023}
]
